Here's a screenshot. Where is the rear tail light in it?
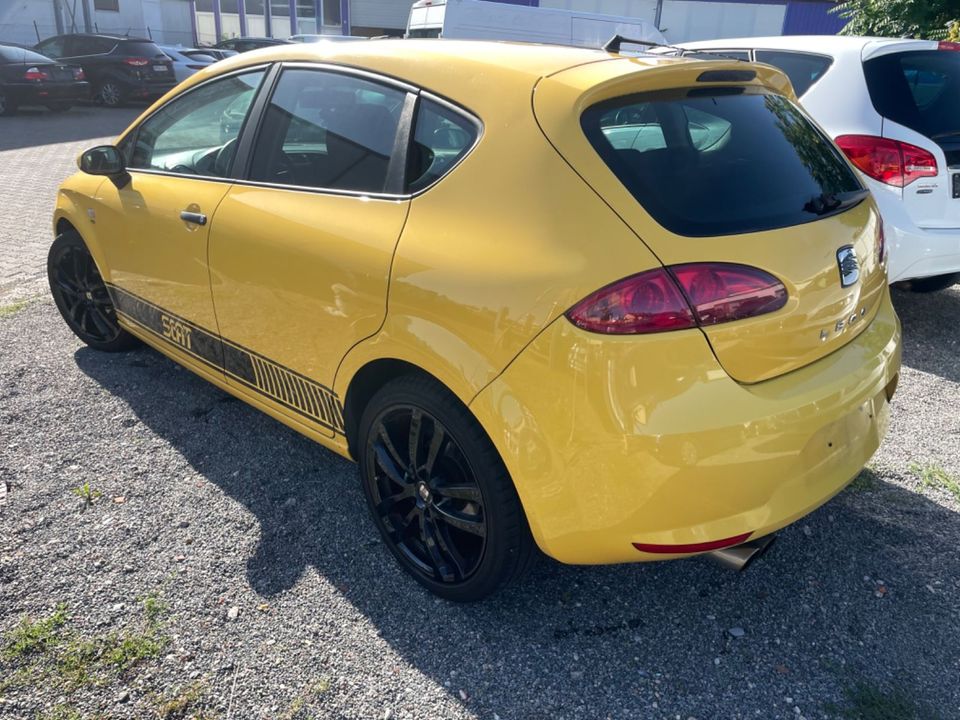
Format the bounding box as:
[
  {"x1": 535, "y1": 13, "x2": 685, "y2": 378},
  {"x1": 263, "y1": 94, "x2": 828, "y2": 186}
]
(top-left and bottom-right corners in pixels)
[
  {"x1": 123, "y1": 57, "x2": 150, "y2": 66},
  {"x1": 24, "y1": 66, "x2": 49, "y2": 81},
  {"x1": 73, "y1": 67, "x2": 85, "y2": 81},
  {"x1": 565, "y1": 263, "x2": 787, "y2": 335},
  {"x1": 835, "y1": 134, "x2": 937, "y2": 187},
  {"x1": 938, "y1": 41, "x2": 960, "y2": 51}
]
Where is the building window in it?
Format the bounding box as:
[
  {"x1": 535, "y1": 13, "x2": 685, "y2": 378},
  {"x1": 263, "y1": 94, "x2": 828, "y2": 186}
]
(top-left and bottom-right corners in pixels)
[
  {"x1": 322, "y1": 0, "x2": 340, "y2": 26},
  {"x1": 270, "y1": 0, "x2": 289, "y2": 17},
  {"x1": 296, "y1": 0, "x2": 315, "y2": 18},
  {"x1": 94, "y1": 0, "x2": 120, "y2": 11},
  {"x1": 245, "y1": 0, "x2": 265, "y2": 14}
]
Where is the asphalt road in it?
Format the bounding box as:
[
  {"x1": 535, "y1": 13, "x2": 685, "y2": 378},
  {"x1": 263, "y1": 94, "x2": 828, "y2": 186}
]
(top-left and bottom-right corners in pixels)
[{"x1": 1, "y1": 107, "x2": 959, "y2": 720}]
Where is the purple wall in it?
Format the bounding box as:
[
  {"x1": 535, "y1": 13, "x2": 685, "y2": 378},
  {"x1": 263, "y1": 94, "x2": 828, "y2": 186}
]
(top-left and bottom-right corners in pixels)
[{"x1": 782, "y1": 1, "x2": 847, "y2": 35}]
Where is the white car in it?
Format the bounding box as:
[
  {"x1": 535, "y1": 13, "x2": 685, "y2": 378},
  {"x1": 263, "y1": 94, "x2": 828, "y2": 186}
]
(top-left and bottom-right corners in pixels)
[
  {"x1": 158, "y1": 45, "x2": 218, "y2": 83},
  {"x1": 679, "y1": 36, "x2": 960, "y2": 292}
]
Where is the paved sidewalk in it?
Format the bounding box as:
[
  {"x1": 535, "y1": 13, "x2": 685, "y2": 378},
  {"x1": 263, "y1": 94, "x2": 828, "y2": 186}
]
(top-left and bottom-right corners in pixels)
[{"x1": 0, "y1": 106, "x2": 140, "y2": 294}]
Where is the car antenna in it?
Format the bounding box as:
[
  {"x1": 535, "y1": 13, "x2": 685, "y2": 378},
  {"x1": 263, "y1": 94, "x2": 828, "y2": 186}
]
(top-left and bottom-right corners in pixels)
[{"x1": 602, "y1": 34, "x2": 747, "y2": 61}]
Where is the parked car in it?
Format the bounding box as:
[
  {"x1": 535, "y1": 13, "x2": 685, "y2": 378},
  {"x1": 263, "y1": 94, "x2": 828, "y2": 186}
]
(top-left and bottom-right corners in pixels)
[
  {"x1": 196, "y1": 47, "x2": 239, "y2": 61},
  {"x1": 158, "y1": 45, "x2": 219, "y2": 83},
  {"x1": 213, "y1": 37, "x2": 292, "y2": 53},
  {"x1": 288, "y1": 34, "x2": 367, "y2": 43},
  {"x1": 678, "y1": 36, "x2": 960, "y2": 292},
  {"x1": 34, "y1": 34, "x2": 175, "y2": 107},
  {"x1": 48, "y1": 41, "x2": 901, "y2": 600},
  {"x1": 0, "y1": 43, "x2": 88, "y2": 115}
]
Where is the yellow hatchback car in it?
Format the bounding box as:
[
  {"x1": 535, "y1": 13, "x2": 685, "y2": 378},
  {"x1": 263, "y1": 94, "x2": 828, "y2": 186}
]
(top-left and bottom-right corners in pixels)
[{"x1": 48, "y1": 40, "x2": 901, "y2": 600}]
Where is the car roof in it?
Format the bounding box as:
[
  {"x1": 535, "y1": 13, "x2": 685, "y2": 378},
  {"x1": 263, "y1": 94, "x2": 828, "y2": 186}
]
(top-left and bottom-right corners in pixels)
[
  {"x1": 679, "y1": 35, "x2": 942, "y2": 61},
  {"x1": 54, "y1": 33, "x2": 154, "y2": 41}
]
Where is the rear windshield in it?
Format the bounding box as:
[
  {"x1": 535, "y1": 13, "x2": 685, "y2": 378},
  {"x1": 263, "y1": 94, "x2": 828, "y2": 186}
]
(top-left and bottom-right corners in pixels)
[
  {"x1": 118, "y1": 40, "x2": 165, "y2": 57},
  {"x1": 0, "y1": 46, "x2": 52, "y2": 64},
  {"x1": 581, "y1": 88, "x2": 863, "y2": 237},
  {"x1": 864, "y1": 50, "x2": 960, "y2": 141}
]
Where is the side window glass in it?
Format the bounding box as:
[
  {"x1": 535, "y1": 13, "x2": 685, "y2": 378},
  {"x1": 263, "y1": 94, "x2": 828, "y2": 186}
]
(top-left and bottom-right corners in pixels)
[
  {"x1": 755, "y1": 50, "x2": 832, "y2": 97},
  {"x1": 249, "y1": 68, "x2": 405, "y2": 193},
  {"x1": 685, "y1": 49, "x2": 750, "y2": 61},
  {"x1": 407, "y1": 98, "x2": 478, "y2": 193},
  {"x1": 129, "y1": 70, "x2": 265, "y2": 177}
]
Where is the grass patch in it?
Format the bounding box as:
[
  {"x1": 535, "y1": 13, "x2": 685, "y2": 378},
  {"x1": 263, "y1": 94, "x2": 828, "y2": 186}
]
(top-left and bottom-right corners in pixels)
[
  {"x1": 71, "y1": 483, "x2": 102, "y2": 511},
  {"x1": 908, "y1": 462, "x2": 960, "y2": 502},
  {"x1": 36, "y1": 704, "x2": 85, "y2": 720},
  {"x1": 282, "y1": 677, "x2": 332, "y2": 719},
  {"x1": 0, "y1": 298, "x2": 32, "y2": 319},
  {"x1": 153, "y1": 680, "x2": 208, "y2": 719},
  {"x1": 2, "y1": 604, "x2": 69, "y2": 659},
  {"x1": 825, "y1": 680, "x2": 929, "y2": 719},
  {"x1": 1, "y1": 593, "x2": 170, "y2": 699}
]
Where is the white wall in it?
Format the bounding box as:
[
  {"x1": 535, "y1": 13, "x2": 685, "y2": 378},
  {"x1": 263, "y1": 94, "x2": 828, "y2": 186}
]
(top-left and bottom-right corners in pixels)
[
  {"x1": 0, "y1": 0, "x2": 62, "y2": 44},
  {"x1": 659, "y1": 0, "x2": 785, "y2": 42}
]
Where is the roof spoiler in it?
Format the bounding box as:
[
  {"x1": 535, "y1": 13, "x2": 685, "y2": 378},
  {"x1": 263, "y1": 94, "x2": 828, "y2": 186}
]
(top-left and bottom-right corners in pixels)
[{"x1": 603, "y1": 34, "x2": 747, "y2": 62}]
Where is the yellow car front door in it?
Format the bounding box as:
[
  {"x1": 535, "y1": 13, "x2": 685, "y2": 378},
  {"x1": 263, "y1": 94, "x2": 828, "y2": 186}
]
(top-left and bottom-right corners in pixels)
[
  {"x1": 92, "y1": 68, "x2": 267, "y2": 380},
  {"x1": 207, "y1": 67, "x2": 412, "y2": 439}
]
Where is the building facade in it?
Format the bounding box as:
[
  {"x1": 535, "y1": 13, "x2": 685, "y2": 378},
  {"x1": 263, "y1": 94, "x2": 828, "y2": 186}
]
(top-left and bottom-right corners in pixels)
[{"x1": 0, "y1": 0, "x2": 845, "y2": 47}]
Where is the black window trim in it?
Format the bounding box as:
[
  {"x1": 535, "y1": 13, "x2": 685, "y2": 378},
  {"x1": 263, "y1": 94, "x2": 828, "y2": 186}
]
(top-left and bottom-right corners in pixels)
[
  {"x1": 116, "y1": 60, "x2": 484, "y2": 200},
  {"x1": 745, "y1": 48, "x2": 835, "y2": 97}
]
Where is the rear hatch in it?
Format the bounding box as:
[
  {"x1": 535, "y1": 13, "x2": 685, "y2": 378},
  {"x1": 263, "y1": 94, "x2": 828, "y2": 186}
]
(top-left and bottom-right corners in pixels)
[
  {"x1": 116, "y1": 40, "x2": 174, "y2": 83},
  {"x1": 862, "y1": 42, "x2": 960, "y2": 229},
  {"x1": 535, "y1": 57, "x2": 887, "y2": 384}
]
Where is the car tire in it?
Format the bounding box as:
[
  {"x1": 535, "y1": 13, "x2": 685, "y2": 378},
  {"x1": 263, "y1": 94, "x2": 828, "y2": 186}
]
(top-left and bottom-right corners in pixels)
[
  {"x1": 902, "y1": 272, "x2": 960, "y2": 293},
  {"x1": 45, "y1": 102, "x2": 72, "y2": 113},
  {"x1": 47, "y1": 230, "x2": 140, "y2": 352},
  {"x1": 0, "y1": 90, "x2": 16, "y2": 116},
  {"x1": 96, "y1": 81, "x2": 125, "y2": 108},
  {"x1": 358, "y1": 374, "x2": 536, "y2": 601}
]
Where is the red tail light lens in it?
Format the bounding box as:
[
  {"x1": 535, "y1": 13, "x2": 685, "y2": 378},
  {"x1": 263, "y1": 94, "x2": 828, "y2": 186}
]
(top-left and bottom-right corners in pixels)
[
  {"x1": 565, "y1": 268, "x2": 696, "y2": 334},
  {"x1": 835, "y1": 134, "x2": 937, "y2": 187},
  {"x1": 566, "y1": 264, "x2": 787, "y2": 335},
  {"x1": 123, "y1": 57, "x2": 150, "y2": 66},
  {"x1": 24, "y1": 66, "x2": 49, "y2": 81},
  {"x1": 938, "y1": 41, "x2": 960, "y2": 51},
  {"x1": 73, "y1": 67, "x2": 85, "y2": 81},
  {"x1": 670, "y1": 263, "x2": 788, "y2": 326}
]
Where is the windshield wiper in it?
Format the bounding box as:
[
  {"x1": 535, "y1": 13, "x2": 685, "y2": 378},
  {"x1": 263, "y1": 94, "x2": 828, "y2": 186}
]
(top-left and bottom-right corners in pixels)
[{"x1": 803, "y1": 189, "x2": 869, "y2": 216}]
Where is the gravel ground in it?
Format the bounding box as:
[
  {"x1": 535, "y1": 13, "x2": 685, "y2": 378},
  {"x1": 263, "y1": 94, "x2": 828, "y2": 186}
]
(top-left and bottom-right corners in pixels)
[{"x1": 1, "y1": 284, "x2": 959, "y2": 720}]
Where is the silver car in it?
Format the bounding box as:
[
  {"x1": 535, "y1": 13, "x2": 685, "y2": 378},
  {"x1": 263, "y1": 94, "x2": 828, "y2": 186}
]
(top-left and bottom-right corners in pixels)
[{"x1": 158, "y1": 45, "x2": 218, "y2": 83}]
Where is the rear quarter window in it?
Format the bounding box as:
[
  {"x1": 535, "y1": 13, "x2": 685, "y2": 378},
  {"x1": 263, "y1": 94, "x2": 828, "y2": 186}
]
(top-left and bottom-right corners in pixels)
[
  {"x1": 581, "y1": 87, "x2": 863, "y2": 237},
  {"x1": 754, "y1": 50, "x2": 832, "y2": 97}
]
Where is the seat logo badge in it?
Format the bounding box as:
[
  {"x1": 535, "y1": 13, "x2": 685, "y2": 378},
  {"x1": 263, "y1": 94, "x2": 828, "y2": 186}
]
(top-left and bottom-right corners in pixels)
[{"x1": 837, "y1": 245, "x2": 859, "y2": 288}]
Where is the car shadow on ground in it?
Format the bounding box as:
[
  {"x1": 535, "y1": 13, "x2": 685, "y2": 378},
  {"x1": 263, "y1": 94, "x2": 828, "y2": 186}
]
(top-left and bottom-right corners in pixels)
[
  {"x1": 73, "y1": 312, "x2": 960, "y2": 716},
  {"x1": 0, "y1": 105, "x2": 144, "y2": 152},
  {"x1": 891, "y1": 284, "x2": 960, "y2": 384}
]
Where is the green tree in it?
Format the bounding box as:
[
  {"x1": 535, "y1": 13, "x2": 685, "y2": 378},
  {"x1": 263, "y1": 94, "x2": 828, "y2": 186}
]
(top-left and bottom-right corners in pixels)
[{"x1": 832, "y1": 0, "x2": 960, "y2": 39}]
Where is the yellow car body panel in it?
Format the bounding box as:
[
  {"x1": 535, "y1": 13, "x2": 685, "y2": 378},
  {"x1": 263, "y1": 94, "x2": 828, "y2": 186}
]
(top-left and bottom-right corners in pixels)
[
  {"x1": 50, "y1": 40, "x2": 904, "y2": 569},
  {"x1": 470, "y1": 286, "x2": 900, "y2": 564},
  {"x1": 207, "y1": 186, "x2": 410, "y2": 438}
]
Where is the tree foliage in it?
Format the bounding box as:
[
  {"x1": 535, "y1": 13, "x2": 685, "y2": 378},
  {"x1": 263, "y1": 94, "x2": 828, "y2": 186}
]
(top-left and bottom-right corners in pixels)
[{"x1": 832, "y1": 0, "x2": 960, "y2": 40}]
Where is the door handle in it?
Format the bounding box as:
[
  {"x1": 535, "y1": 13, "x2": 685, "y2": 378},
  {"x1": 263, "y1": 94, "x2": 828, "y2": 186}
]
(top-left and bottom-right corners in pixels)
[{"x1": 180, "y1": 210, "x2": 207, "y2": 226}]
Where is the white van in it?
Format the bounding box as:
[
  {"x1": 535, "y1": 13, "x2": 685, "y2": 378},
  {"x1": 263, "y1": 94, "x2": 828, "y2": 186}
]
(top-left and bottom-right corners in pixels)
[{"x1": 405, "y1": 0, "x2": 666, "y2": 49}]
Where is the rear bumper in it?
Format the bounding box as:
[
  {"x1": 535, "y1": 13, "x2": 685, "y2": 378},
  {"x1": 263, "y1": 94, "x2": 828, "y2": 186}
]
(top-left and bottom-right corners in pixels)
[
  {"x1": 870, "y1": 182, "x2": 960, "y2": 282},
  {"x1": 5, "y1": 81, "x2": 89, "y2": 105},
  {"x1": 470, "y1": 287, "x2": 902, "y2": 565}
]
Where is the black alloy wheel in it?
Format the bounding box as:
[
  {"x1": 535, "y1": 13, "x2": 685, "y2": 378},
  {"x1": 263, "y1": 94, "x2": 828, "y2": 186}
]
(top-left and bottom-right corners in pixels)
[
  {"x1": 47, "y1": 231, "x2": 139, "y2": 352},
  {"x1": 359, "y1": 375, "x2": 535, "y2": 601}
]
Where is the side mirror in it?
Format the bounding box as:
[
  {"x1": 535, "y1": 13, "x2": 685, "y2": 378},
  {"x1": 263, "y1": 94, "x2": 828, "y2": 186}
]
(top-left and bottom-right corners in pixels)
[{"x1": 78, "y1": 145, "x2": 125, "y2": 176}]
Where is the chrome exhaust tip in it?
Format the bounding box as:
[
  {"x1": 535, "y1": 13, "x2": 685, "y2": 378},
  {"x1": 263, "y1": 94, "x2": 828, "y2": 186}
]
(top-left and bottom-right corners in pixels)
[{"x1": 708, "y1": 534, "x2": 776, "y2": 572}]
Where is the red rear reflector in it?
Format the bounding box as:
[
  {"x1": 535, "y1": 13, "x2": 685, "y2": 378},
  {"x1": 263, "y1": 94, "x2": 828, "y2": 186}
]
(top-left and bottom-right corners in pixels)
[
  {"x1": 938, "y1": 41, "x2": 960, "y2": 51},
  {"x1": 123, "y1": 57, "x2": 150, "y2": 66},
  {"x1": 566, "y1": 264, "x2": 786, "y2": 335},
  {"x1": 24, "y1": 66, "x2": 49, "y2": 81},
  {"x1": 565, "y1": 268, "x2": 696, "y2": 334},
  {"x1": 670, "y1": 263, "x2": 787, "y2": 326},
  {"x1": 835, "y1": 134, "x2": 937, "y2": 187},
  {"x1": 633, "y1": 532, "x2": 753, "y2": 554}
]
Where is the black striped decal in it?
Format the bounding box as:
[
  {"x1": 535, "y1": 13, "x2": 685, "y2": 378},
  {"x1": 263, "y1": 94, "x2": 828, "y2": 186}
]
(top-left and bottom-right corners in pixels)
[{"x1": 107, "y1": 283, "x2": 345, "y2": 435}]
